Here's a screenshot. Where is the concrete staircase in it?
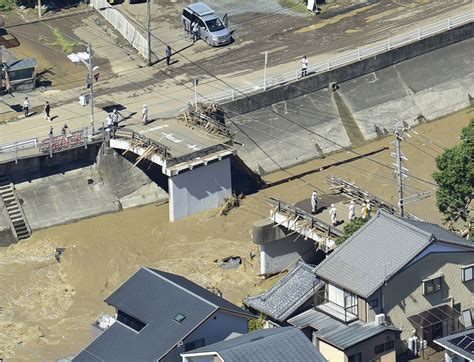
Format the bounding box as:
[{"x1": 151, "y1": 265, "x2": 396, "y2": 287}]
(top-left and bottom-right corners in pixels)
[{"x1": 0, "y1": 174, "x2": 31, "y2": 240}]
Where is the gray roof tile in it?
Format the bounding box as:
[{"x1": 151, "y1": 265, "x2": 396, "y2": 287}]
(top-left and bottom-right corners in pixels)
[
  {"x1": 73, "y1": 267, "x2": 253, "y2": 362},
  {"x1": 313, "y1": 211, "x2": 474, "y2": 299},
  {"x1": 244, "y1": 262, "x2": 323, "y2": 322},
  {"x1": 185, "y1": 326, "x2": 327, "y2": 361},
  {"x1": 288, "y1": 309, "x2": 400, "y2": 350}
]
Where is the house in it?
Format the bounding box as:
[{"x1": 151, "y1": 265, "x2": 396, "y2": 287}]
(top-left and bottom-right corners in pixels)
[
  {"x1": 311, "y1": 211, "x2": 474, "y2": 352},
  {"x1": 244, "y1": 261, "x2": 324, "y2": 326},
  {"x1": 73, "y1": 267, "x2": 255, "y2": 362},
  {"x1": 289, "y1": 308, "x2": 401, "y2": 362},
  {"x1": 181, "y1": 326, "x2": 327, "y2": 362},
  {"x1": 434, "y1": 327, "x2": 474, "y2": 361}
]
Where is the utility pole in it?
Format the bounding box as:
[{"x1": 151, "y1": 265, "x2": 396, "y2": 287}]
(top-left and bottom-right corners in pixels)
[
  {"x1": 87, "y1": 43, "x2": 95, "y2": 134},
  {"x1": 147, "y1": 0, "x2": 151, "y2": 66},
  {"x1": 37, "y1": 0, "x2": 42, "y2": 18},
  {"x1": 395, "y1": 124, "x2": 405, "y2": 217}
]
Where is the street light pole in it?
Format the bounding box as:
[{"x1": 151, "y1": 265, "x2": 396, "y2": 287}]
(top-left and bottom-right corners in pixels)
[
  {"x1": 147, "y1": 0, "x2": 151, "y2": 66},
  {"x1": 87, "y1": 43, "x2": 95, "y2": 134}
]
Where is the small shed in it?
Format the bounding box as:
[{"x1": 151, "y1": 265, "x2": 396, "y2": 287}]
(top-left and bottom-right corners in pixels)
[{"x1": 5, "y1": 58, "x2": 37, "y2": 91}]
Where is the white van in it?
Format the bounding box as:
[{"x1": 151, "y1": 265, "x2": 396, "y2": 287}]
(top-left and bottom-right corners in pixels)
[{"x1": 182, "y1": 2, "x2": 231, "y2": 46}]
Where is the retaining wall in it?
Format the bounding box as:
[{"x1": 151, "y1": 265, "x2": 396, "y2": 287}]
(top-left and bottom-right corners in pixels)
[
  {"x1": 0, "y1": 144, "x2": 168, "y2": 237},
  {"x1": 222, "y1": 22, "x2": 473, "y2": 115}
]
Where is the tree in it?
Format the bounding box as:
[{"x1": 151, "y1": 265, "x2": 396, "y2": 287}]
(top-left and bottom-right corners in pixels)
[
  {"x1": 432, "y1": 119, "x2": 474, "y2": 230},
  {"x1": 336, "y1": 217, "x2": 369, "y2": 245}
]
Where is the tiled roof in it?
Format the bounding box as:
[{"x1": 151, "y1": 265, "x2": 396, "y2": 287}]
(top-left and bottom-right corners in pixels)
[
  {"x1": 73, "y1": 267, "x2": 253, "y2": 361},
  {"x1": 313, "y1": 211, "x2": 474, "y2": 299},
  {"x1": 288, "y1": 309, "x2": 400, "y2": 350},
  {"x1": 244, "y1": 262, "x2": 323, "y2": 323},
  {"x1": 185, "y1": 326, "x2": 327, "y2": 361}
]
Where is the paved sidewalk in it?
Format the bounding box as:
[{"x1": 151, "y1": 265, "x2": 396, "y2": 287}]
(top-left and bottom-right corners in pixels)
[{"x1": 0, "y1": 1, "x2": 471, "y2": 151}]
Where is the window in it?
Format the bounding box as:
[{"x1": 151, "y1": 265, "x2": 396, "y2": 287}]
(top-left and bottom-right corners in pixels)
[
  {"x1": 205, "y1": 18, "x2": 225, "y2": 32},
  {"x1": 116, "y1": 310, "x2": 146, "y2": 332},
  {"x1": 369, "y1": 299, "x2": 378, "y2": 308},
  {"x1": 348, "y1": 352, "x2": 362, "y2": 362},
  {"x1": 423, "y1": 276, "x2": 442, "y2": 295},
  {"x1": 173, "y1": 313, "x2": 186, "y2": 323},
  {"x1": 374, "y1": 343, "x2": 384, "y2": 354},
  {"x1": 461, "y1": 265, "x2": 473, "y2": 282},
  {"x1": 384, "y1": 340, "x2": 394, "y2": 351},
  {"x1": 182, "y1": 9, "x2": 192, "y2": 21},
  {"x1": 184, "y1": 338, "x2": 205, "y2": 352}
]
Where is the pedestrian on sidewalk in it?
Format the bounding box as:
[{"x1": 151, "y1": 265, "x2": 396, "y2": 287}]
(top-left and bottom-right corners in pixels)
[
  {"x1": 192, "y1": 21, "x2": 199, "y2": 43},
  {"x1": 44, "y1": 101, "x2": 51, "y2": 122},
  {"x1": 106, "y1": 114, "x2": 114, "y2": 138},
  {"x1": 166, "y1": 45, "x2": 172, "y2": 66},
  {"x1": 61, "y1": 123, "x2": 69, "y2": 138},
  {"x1": 301, "y1": 56, "x2": 308, "y2": 77},
  {"x1": 23, "y1": 97, "x2": 30, "y2": 117},
  {"x1": 142, "y1": 104, "x2": 148, "y2": 125},
  {"x1": 111, "y1": 109, "x2": 120, "y2": 130},
  {"x1": 348, "y1": 200, "x2": 356, "y2": 221},
  {"x1": 311, "y1": 191, "x2": 318, "y2": 214},
  {"x1": 329, "y1": 204, "x2": 337, "y2": 226}
]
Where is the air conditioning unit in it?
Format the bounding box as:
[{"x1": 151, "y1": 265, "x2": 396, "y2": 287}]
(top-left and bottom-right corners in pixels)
[{"x1": 375, "y1": 313, "x2": 385, "y2": 325}]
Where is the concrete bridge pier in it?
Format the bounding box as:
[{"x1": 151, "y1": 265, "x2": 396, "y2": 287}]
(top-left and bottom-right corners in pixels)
[{"x1": 168, "y1": 157, "x2": 232, "y2": 222}]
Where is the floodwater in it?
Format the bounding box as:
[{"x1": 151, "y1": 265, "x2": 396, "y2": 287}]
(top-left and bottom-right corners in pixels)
[{"x1": 0, "y1": 108, "x2": 472, "y2": 360}]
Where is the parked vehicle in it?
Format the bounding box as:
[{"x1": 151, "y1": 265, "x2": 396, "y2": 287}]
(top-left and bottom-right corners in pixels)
[{"x1": 182, "y1": 2, "x2": 231, "y2": 46}]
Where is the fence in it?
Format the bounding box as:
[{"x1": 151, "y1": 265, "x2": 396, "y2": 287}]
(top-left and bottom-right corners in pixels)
[
  {"x1": 0, "y1": 127, "x2": 104, "y2": 164},
  {"x1": 90, "y1": 0, "x2": 149, "y2": 59},
  {"x1": 194, "y1": 11, "x2": 473, "y2": 104}
]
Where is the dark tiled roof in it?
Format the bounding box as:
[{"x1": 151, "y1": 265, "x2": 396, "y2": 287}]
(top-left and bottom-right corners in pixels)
[
  {"x1": 288, "y1": 309, "x2": 400, "y2": 350},
  {"x1": 185, "y1": 326, "x2": 327, "y2": 361},
  {"x1": 244, "y1": 262, "x2": 323, "y2": 322},
  {"x1": 73, "y1": 267, "x2": 253, "y2": 362},
  {"x1": 313, "y1": 211, "x2": 474, "y2": 299},
  {"x1": 402, "y1": 219, "x2": 473, "y2": 247}
]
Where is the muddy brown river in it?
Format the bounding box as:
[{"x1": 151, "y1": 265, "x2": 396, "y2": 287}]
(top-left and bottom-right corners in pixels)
[{"x1": 0, "y1": 108, "x2": 472, "y2": 360}]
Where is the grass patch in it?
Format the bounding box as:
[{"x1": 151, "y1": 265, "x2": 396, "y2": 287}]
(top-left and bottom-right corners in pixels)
[
  {"x1": 279, "y1": 0, "x2": 309, "y2": 14},
  {"x1": 52, "y1": 29, "x2": 76, "y2": 54},
  {"x1": 0, "y1": 0, "x2": 18, "y2": 12}
]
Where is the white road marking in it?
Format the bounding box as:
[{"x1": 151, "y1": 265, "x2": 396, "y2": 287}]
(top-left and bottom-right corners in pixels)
[
  {"x1": 161, "y1": 132, "x2": 183, "y2": 143},
  {"x1": 187, "y1": 144, "x2": 200, "y2": 151}
]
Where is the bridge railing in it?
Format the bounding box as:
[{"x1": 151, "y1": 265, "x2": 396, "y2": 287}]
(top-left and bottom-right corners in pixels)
[
  {"x1": 113, "y1": 127, "x2": 172, "y2": 160},
  {"x1": 192, "y1": 11, "x2": 473, "y2": 104},
  {"x1": 0, "y1": 126, "x2": 104, "y2": 164}
]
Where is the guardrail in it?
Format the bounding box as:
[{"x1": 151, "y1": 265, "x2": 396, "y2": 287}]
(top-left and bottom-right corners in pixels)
[
  {"x1": 0, "y1": 126, "x2": 104, "y2": 164},
  {"x1": 113, "y1": 127, "x2": 171, "y2": 160},
  {"x1": 193, "y1": 11, "x2": 473, "y2": 104},
  {"x1": 90, "y1": 0, "x2": 149, "y2": 59}
]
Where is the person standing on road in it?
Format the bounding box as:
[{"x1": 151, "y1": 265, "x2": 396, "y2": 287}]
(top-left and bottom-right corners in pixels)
[
  {"x1": 329, "y1": 204, "x2": 337, "y2": 226},
  {"x1": 192, "y1": 21, "x2": 199, "y2": 43},
  {"x1": 23, "y1": 97, "x2": 30, "y2": 117},
  {"x1": 166, "y1": 45, "x2": 172, "y2": 66},
  {"x1": 301, "y1": 56, "x2": 308, "y2": 77},
  {"x1": 361, "y1": 203, "x2": 369, "y2": 220},
  {"x1": 44, "y1": 101, "x2": 51, "y2": 122},
  {"x1": 348, "y1": 200, "x2": 356, "y2": 221},
  {"x1": 311, "y1": 191, "x2": 318, "y2": 214},
  {"x1": 142, "y1": 104, "x2": 148, "y2": 125},
  {"x1": 111, "y1": 109, "x2": 120, "y2": 131}
]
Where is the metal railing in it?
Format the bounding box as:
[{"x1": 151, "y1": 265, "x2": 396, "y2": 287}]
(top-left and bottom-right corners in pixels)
[
  {"x1": 90, "y1": 0, "x2": 149, "y2": 59},
  {"x1": 266, "y1": 196, "x2": 342, "y2": 238},
  {"x1": 113, "y1": 127, "x2": 171, "y2": 160},
  {"x1": 193, "y1": 12, "x2": 473, "y2": 104},
  {"x1": 0, "y1": 126, "x2": 104, "y2": 164}
]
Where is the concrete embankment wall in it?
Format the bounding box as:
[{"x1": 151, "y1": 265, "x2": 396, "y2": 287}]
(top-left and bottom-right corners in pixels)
[
  {"x1": 223, "y1": 22, "x2": 473, "y2": 115},
  {"x1": 228, "y1": 28, "x2": 473, "y2": 174},
  {"x1": 0, "y1": 144, "x2": 168, "y2": 235}
]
